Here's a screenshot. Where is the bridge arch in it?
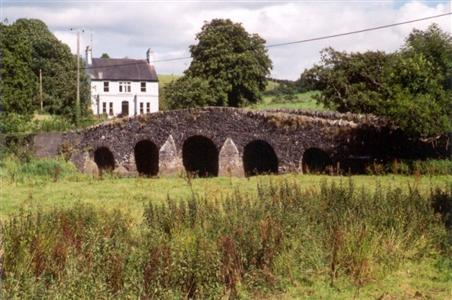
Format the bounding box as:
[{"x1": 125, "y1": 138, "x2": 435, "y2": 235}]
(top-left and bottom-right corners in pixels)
[
  {"x1": 94, "y1": 146, "x2": 115, "y2": 172},
  {"x1": 243, "y1": 140, "x2": 278, "y2": 176},
  {"x1": 302, "y1": 148, "x2": 332, "y2": 174},
  {"x1": 182, "y1": 135, "x2": 219, "y2": 177},
  {"x1": 134, "y1": 140, "x2": 159, "y2": 176}
]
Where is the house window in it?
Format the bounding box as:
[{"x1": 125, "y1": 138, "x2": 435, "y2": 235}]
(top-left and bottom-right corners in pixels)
[
  {"x1": 141, "y1": 82, "x2": 146, "y2": 92},
  {"x1": 102, "y1": 102, "x2": 107, "y2": 114},
  {"x1": 119, "y1": 82, "x2": 131, "y2": 93},
  {"x1": 146, "y1": 102, "x2": 150, "y2": 113},
  {"x1": 139, "y1": 102, "x2": 144, "y2": 114},
  {"x1": 109, "y1": 102, "x2": 113, "y2": 116},
  {"x1": 103, "y1": 81, "x2": 109, "y2": 92}
]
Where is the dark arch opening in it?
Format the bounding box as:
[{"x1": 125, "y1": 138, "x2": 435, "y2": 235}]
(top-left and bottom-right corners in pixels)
[
  {"x1": 302, "y1": 148, "x2": 332, "y2": 174},
  {"x1": 94, "y1": 147, "x2": 115, "y2": 172},
  {"x1": 182, "y1": 135, "x2": 218, "y2": 177},
  {"x1": 243, "y1": 140, "x2": 278, "y2": 176},
  {"x1": 134, "y1": 140, "x2": 159, "y2": 176}
]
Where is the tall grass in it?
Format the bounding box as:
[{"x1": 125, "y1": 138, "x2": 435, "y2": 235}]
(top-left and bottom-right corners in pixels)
[
  {"x1": 0, "y1": 156, "x2": 80, "y2": 183},
  {"x1": 0, "y1": 181, "x2": 450, "y2": 298},
  {"x1": 365, "y1": 159, "x2": 452, "y2": 176}
]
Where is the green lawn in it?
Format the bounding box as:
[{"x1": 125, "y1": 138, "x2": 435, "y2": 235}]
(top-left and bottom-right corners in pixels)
[
  {"x1": 158, "y1": 74, "x2": 181, "y2": 87},
  {"x1": 251, "y1": 91, "x2": 327, "y2": 111},
  {"x1": 1, "y1": 173, "x2": 450, "y2": 221}
]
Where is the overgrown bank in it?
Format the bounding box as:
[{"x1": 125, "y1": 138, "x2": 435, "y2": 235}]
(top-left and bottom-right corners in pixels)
[{"x1": 1, "y1": 180, "x2": 451, "y2": 299}]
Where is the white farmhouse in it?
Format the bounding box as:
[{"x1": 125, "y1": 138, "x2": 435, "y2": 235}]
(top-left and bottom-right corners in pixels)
[{"x1": 86, "y1": 47, "x2": 159, "y2": 118}]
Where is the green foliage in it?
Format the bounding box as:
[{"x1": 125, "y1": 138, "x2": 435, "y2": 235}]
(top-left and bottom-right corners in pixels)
[
  {"x1": 100, "y1": 52, "x2": 110, "y2": 58},
  {"x1": 366, "y1": 159, "x2": 452, "y2": 176},
  {"x1": 0, "y1": 22, "x2": 36, "y2": 117},
  {"x1": 404, "y1": 24, "x2": 452, "y2": 90},
  {"x1": 263, "y1": 79, "x2": 298, "y2": 100},
  {"x1": 1, "y1": 181, "x2": 450, "y2": 298},
  {"x1": 0, "y1": 112, "x2": 106, "y2": 134},
  {"x1": 163, "y1": 76, "x2": 217, "y2": 109},
  {"x1": 0, "y1": 156, "x2": 78, "y2": 182},
  {"x1": 304, "y1": 24, "x2": 452, "y2": 138},
  {"x1": 165, "y1": 19, "x2": 272, "y2": 108},
  {"x1": 304, "y1": 48, "x2": 390, "y2": 113},
  {"x1": 0, "y1": 113, "x2": 35, "y2": 133},
  {"x1": 0, "y1": 19, "x2": 90, "y2": 122}
]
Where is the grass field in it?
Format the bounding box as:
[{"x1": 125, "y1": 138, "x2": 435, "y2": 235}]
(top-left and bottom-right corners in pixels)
[
  {"x1": 1, "y1": 160, "x2": 451, "y2": 299},
  {"x1": 158, "y1": 74, "x2": 181, "y2": 87},
  {"x1": 251, "y1": 91, "x2": 327, "y2": 111},
  {"x1": 1, "y1": 171, "x2": 451, "y2": 299},
  {"x1": 1, "y1": 173, "x2": 450, "y2": 221}
]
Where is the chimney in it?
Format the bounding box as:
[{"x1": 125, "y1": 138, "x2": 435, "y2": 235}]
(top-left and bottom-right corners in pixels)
[
  {"x1": 146, "y1": 48, "x2": 154, "y2": 65},
  {"x1": 85, "y1": 46, "x2": 92, "y2": 65}
]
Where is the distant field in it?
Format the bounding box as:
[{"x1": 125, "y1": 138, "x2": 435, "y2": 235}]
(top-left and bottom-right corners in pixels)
[
  {"x1": 158, "y1": 77, "x2": 326, "y2": 111},
  {"x1": 158, "y1": 74, "x2": 181, "y2": 87},
  {"x1": 251, "y1": 91, "x2": 327, "y2": 111},
  {"x1": 264, "y1": 79, "x2": 281, "y2": 91}
]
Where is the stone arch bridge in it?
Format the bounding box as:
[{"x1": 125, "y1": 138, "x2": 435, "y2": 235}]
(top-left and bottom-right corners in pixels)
[{"x1": 52, "y1": 107, "x2": 433, "y2": 177}]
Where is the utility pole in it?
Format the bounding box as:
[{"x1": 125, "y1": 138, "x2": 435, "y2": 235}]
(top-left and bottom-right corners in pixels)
[
  {"x1": 76, "y1": 30, "x2": 80, "y2": 126},
  {"x1": 39, "y1": 69, "x2": 43, "y2": 112},
  {"x1": 71, "y1": 28, "x2": 84, "y2": 126}
]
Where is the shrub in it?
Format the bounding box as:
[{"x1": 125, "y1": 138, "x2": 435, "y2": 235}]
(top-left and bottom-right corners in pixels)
[
  {"x1": 365, "y1": 159, "x2": 452, "y2": 176},
  {"x1": 31, "y1": 116, "x2": 73, "y2": 132},
  {"x1": 0, "y1": 113, "x2": 34, "y2": 134},
  {"x1": 0, "y1": 157, "x2": 78, "y2": 182}
]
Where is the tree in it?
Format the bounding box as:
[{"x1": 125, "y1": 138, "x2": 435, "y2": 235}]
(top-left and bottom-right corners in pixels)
[
  {"x1": 185, "y1": 19, "x2": 272, "y2": 107},
  {"x1": 100, "y1": 53, "x2": 110, "y2": 59},
  {"x1": 303, "y1": 48, "x2": 390, "y2": 114},
  {"x1": 303, "y1": 25, "x2": 451, "y2": 138},
  {"x1": 0, "y1": 19, "x2": 90, "y2": 121},
  {"x1": 403, "y1": 24, "x2": 452, "y2": 90},
  {"x1": 0, "y1": 22, "x2": 36, "y2": 117},
  {"x1": 163, "y1": 76, "x2": 218, "y2": 109}
]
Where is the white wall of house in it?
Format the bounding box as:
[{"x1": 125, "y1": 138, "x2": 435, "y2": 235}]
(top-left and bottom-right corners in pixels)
[{"x1": 90, "y1": 80, "x2": 159, "y2": 117}]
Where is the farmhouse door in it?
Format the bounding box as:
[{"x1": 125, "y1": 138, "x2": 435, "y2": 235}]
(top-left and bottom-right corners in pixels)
[{"x1": 121, "y1": 101, "x2": 129, "y2": 116}]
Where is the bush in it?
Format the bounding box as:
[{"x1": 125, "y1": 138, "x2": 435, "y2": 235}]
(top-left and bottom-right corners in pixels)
[
  {"x1": 365, "y1": 159, "x2": 452, "y2": 176},
  {"x1": 0, "y1": 113, "x2": 34, "y2": 133},
  {"x1": 0, "y1": 112, "x2": 105, "y2": 134},
  {"x1": 31, "y1": 115, "x2": 73, "y2": 132},
  {"x1": 0, "y1": 156, "x2": 78, "y2": 182},
  {"x1": 1, "y1": 180, "x2": 450, "y2": 298}
]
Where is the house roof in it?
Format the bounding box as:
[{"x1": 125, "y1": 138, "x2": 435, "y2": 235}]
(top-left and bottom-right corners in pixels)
[{"x1": 87, "y1": 58, "x2": 158, "y2": 81}]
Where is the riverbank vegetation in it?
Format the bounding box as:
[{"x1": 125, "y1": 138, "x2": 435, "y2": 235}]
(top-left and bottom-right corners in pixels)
[{"x1": 1, "y1": 177, "x2": 451, "y2": 299}]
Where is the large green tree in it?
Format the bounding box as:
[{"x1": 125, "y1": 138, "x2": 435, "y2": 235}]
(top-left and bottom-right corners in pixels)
[
  {"x1": 403, "y1": 24, "x2": 452, "y2": 90},
  {"x1": 165, "y1": 19, "x2": 272, "y2": 108},
  {"x1": 303, "y1": 24, "x2": 451, "y2": 138},
  {"x1": 0, "y1": 22, "x2": 36, "y2": 116},
  {"x1": 0, "y1": 19, "x2": 90, "y2": 120}
]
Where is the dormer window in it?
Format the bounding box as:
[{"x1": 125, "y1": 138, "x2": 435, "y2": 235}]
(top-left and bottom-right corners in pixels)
[
  {"x1": 141, "y1": 82, "x2": 146, "y2": 92},
  {"x1": 104, "y1": 81, "x2": 109, "y2": 92},
  {"x1": 119, "y1": 81, "x2": 131, "y2": 93}
]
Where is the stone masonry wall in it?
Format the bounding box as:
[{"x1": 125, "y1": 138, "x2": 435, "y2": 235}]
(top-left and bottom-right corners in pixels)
[{"x1": 60, "y1": 107, "x2": 408, "y2": 176}]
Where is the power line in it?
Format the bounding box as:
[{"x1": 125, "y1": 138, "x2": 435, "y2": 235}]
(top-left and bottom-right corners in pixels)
[
  {"x1": 82, "y1": 11, "x2": 451, "y2": 70},
  {"x1": 266, "y1": 11, "x2": 452, "y2": 48}
]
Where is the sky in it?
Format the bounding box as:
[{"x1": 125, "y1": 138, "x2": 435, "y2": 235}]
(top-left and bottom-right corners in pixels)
[{"x1": 1, "y1": 0, "x2": 451, "y2": 80}]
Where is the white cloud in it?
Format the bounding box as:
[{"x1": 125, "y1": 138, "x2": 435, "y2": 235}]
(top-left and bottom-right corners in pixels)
[{"x1": 3, "y1": 0, "x2": 451, "y2": 79}]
